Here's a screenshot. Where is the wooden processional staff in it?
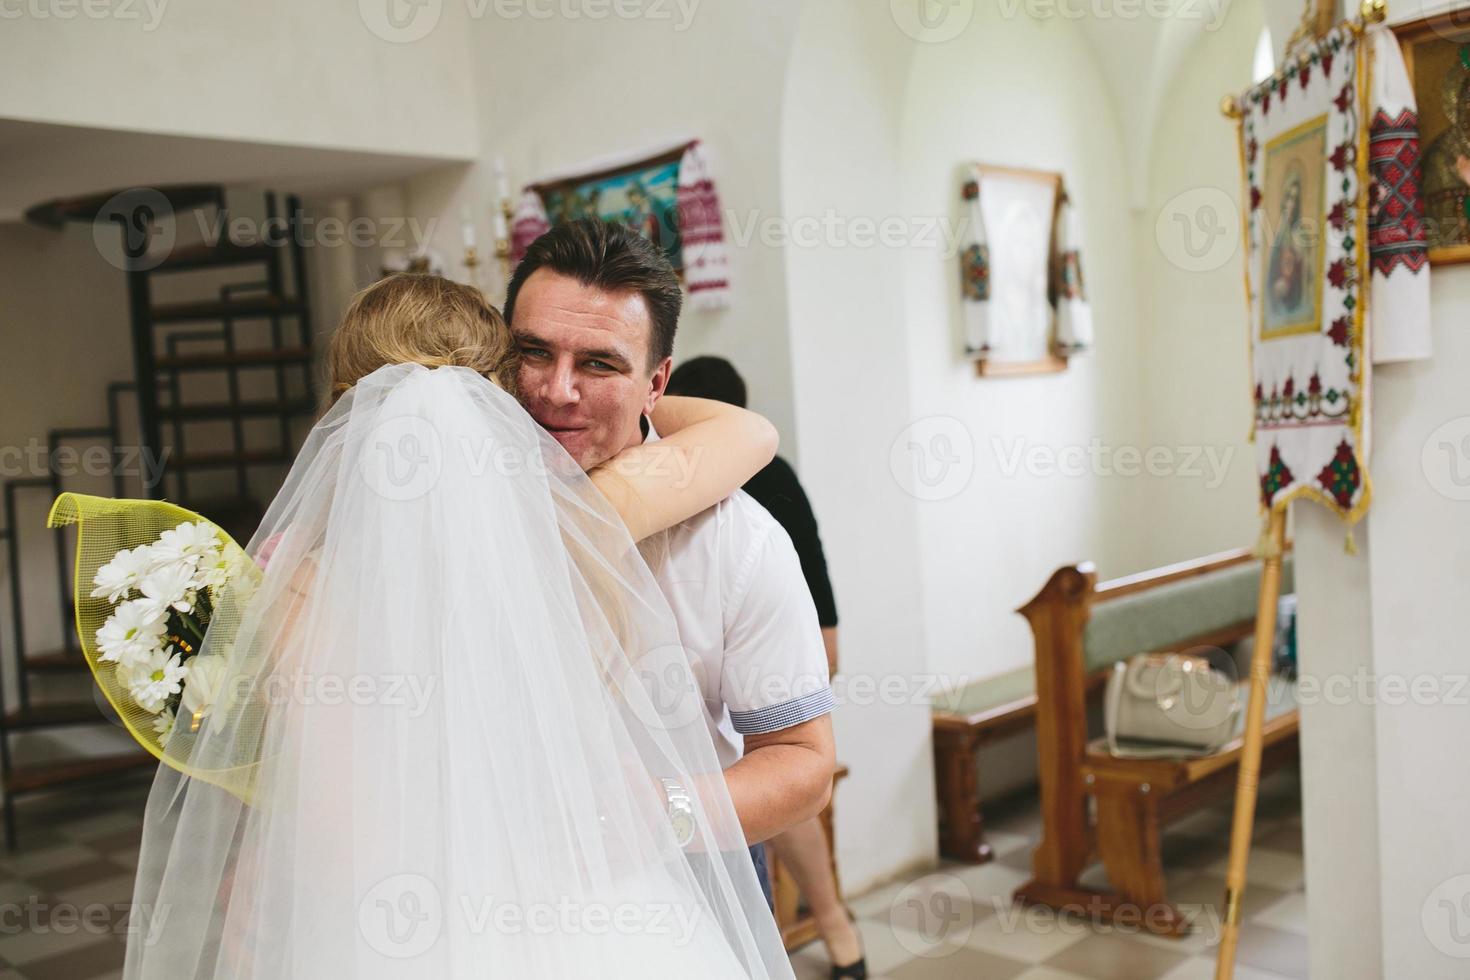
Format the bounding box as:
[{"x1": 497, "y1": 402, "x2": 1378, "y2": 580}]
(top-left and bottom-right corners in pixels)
[
  {"x1": 1212, "y1": 2, "x2": 1387, "y2": 978},
  {"x1": 1210, "y1": 509, "x2": 1285, "y2": 980}
]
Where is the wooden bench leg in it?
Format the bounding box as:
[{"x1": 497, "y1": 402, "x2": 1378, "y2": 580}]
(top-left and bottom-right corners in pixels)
[
  {"x1": 1093, "y1": 783, "x2": 1187, "y2": 937},
  {"x1": 933, "y1": 727, "x2": 993, "y2": 864}
]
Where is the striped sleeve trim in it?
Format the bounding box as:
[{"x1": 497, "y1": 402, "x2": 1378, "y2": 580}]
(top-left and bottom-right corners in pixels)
[{"x1": 729, "y1": 687, "x2": 836, "y2": 736}]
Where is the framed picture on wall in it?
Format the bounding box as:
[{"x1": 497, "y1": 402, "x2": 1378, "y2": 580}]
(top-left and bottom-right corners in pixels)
[
  {"x1": 529, "y1": 145, "x2": 687, "y2": 274},
  {"x1": 970, "y1": 164, "x2": 1065, "y2": 376},
  {"x1": 514, "y1": 140, "x2": 732, "y2": 309},
  {"x1": 1393, "y1": 11, "x2": 1470, "y2": 265}
]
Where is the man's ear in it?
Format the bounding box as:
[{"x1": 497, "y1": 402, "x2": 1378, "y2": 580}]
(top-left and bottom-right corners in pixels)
[{"x1": 643, "y1": 356, "x2": 673, "y2": 416}]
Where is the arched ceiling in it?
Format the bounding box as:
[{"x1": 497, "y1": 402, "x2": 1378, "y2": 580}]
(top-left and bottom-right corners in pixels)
[{"x1": 1072, "y1": 0, "x2": 1250, "y2": 205}]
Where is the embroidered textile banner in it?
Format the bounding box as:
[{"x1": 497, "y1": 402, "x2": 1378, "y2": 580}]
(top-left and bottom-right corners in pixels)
[{"x1": 1236, "y1": 25, "x2": 1430, "y2": 523}]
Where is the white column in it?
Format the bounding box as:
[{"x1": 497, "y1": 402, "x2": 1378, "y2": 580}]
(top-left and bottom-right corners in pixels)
[{"x1": 1296, "y1": 266, "x2": 1470, "y2": 978}]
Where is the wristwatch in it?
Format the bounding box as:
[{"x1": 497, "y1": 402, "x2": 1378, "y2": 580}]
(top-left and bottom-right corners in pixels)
[{"x1": 660, "y1": 777, "x2": 696, "y2": 848}]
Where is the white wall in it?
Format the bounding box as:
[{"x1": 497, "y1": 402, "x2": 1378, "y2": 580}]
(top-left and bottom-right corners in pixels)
[
  {"x1": 0, "y1": 0, "x2": 479, "y2": 161},
  {"x1": 1295, "y1": 266, "x2": 1470, "y2": 980},
  {"x1": 1136, "y1": 0, "x2": 1267, "y2": 567},
  {"x1": 899, "y1": 4, "x2": 1150, "y2": 689},
  {"x1": 1361, "y1": 273, "x2": 1470, "y2": 978},
  {"x1": 1292, "y1": 6, "x2": 1470, "y2": 977},
  {"x1": 781, "y1": 1, "x2": 937, "y2": 895},
  {"x1": 779, "y1": 0, "x2": 1182, "y2": 887},
  {"x1": 394, "y1": 2, "x2": 806, "y2": 452}
]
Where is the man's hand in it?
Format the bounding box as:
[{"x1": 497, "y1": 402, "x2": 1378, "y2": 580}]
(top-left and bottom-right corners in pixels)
[{"x1": 722, "y1": 714, "x2": 836, "y2": 845}]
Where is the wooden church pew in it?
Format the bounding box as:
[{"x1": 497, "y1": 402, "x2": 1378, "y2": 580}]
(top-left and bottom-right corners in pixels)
[{"x1": 1012, "y1": 547, "x2": 1299, "y2": 936}]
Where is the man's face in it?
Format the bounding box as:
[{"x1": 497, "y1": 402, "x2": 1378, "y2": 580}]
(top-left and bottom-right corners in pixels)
[{"x1": 512, "y1": 269, "x2": 672, "y2": 470}]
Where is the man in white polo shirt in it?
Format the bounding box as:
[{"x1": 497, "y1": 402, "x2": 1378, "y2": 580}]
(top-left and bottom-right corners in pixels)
[
  {"x1": 504, "y1": 219, "x2": 836, "y2": 901},
  {"x1": 640, "y1": 415, "x2": 836, "y2": 767}
]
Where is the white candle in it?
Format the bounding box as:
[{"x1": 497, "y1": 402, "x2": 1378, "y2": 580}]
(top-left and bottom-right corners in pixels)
[
  {"x1": 493, "y1": 157, "x2": 510, "y2": 203},
  {"x1": 461, "y1": 209, "x2": 477, "y2": 249},
  {"x1": 494, "y1": 159, "x2": 508, "y2": 198}
]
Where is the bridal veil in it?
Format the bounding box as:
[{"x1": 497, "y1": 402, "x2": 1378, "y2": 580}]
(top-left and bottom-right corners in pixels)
[{"x1": 71, "y1": 363, "x2": 792, "y2": 978}]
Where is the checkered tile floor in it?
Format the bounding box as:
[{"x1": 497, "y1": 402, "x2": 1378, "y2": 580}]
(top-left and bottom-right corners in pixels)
[
  {"x1": 0, "y1": 768, "x2": 1307, "y2": 980},
  {"x1": 0, "y1": 773, "x2": 151, "y2": 980},
  {"x1": 791, "y1": 767, "x2": 1307, "y2": 980}
]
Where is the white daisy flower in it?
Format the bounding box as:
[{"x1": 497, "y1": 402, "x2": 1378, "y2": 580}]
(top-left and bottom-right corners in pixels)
[
  {"x1": 137, "y1": 563, "x2": 198, "y2": 618},
  {"x1": 180, "y1": 655, "x2": 230, "y2": 720},
  {"x1": 91, "y1": 545, "x2": 155, "y2": 603},
  {"x1": 96, "y1": 600, "x2": 168, "y2": 667},
  {"x1": 227, "y1": 550, "x2": 261, "y2": 600},
  {"x1": 124, "y1": 650, "x2": 187, "y2": 714},
  {"x1": 192, "y1": 548, "x2": 240, "y2": 593},
  {"x1": 152, "y1": 521, "x2": 221, "y2": 569},
  {"x1": 152, "y1": 706, "x2": 176, "y2": 740}
]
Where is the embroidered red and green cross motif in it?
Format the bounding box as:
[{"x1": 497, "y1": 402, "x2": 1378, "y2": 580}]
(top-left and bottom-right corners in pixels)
[
  {"x1": 1316, "y1": 439, "x2": 1362, "y2": 510},
  {"x1": 1261, "y1": 444, "x2": 1296, "y2": 508},
  {"x1": 1368, "y1": 108, "x2": 1430, "y2": 276}
]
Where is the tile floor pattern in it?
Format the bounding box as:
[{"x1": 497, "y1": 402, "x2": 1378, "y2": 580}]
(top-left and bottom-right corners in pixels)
[
  {"x1": 0, "y1": 768, "x2": 1307, "y2": 980},
  {"x1": 789, "y1": 768, "x2": 1308, "y2": 980}
]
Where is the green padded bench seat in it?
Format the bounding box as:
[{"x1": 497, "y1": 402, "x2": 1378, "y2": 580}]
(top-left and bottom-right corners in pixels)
[
  {"x1": 1082, "y1": 556, "x2": 1294, "y2": 675},
  {"x1": 935, "y1": 663, "x2": 1035, "y2": 721},
  {"x1": 935, "y1": 555, "x2": 1295, "y2": 723}
]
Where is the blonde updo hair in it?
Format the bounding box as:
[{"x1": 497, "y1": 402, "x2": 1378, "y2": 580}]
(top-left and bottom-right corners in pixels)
[{"x1": 326, "y1": 274, "x2": 519, "y2": 402}]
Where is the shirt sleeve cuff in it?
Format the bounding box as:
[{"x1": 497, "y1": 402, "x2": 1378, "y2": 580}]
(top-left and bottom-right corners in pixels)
[{"x1": 729, "y1": 687, "x2": 835, "y2": 736}]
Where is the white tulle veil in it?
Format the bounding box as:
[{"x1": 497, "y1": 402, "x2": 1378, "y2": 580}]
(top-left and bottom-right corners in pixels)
[{"x1": 121, "y1": 362, "x2": 793, "y2": 979}]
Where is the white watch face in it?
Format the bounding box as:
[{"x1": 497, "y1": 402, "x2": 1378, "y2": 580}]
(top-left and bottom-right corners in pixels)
[{"x1": 670, "y1": 808, "x2": 696, "y2": 847}]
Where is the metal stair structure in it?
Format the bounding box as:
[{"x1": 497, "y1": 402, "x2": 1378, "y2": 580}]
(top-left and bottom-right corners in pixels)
[{"x1": 0, "y1": 185, "x2": 318, "y2": 847}]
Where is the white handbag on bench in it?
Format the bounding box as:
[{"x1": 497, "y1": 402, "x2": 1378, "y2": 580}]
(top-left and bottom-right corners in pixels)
[{"x1": 1104, "y1": 652, "x2": 1241, "y2": 759}]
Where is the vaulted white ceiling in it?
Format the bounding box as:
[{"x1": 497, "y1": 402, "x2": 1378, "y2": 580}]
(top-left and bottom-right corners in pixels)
[{"x1": 1072, "y1": 0, "x2": 1249, "y2": 204}]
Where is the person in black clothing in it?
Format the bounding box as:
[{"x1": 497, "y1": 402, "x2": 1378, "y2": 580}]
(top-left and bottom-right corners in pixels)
[
  {"x1": 667, "y1": 357, "x2": 863, "y2": 980},
  {"x1": 667, "y1": 358, "x2": 838, "y2": 635}
]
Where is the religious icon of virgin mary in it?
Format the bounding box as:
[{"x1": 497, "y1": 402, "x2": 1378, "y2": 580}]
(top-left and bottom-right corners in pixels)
[
  {"x1": 1422, "y1": 61, "x2": 1470, "y2": 250},
  {"x1": 1267, "y1": 164, "x2": 1312, "y2": 321}
]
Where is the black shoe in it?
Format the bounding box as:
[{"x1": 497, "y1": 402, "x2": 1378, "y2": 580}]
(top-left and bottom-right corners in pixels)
[{"x1": 830, "y1": 909, "x2": 867, "y2": 980}]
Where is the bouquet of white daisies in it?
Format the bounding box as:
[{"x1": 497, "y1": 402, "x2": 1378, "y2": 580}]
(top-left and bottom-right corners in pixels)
[{"x1": 88, "y1": 519, "x2": 253, "y2": 741}]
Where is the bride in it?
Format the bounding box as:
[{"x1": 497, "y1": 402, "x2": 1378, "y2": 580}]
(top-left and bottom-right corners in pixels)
[{"x1": 96, "y1": 274, "x2": 795, "y2": 978}]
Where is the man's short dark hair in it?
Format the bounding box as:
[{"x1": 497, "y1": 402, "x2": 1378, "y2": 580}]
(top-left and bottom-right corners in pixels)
[
  {"x1": 666, "y1": 356, "x2": 747, "y2": 408},
  {"x1": 504, "y1": 219, "x2": 682, "y2": 370}
]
